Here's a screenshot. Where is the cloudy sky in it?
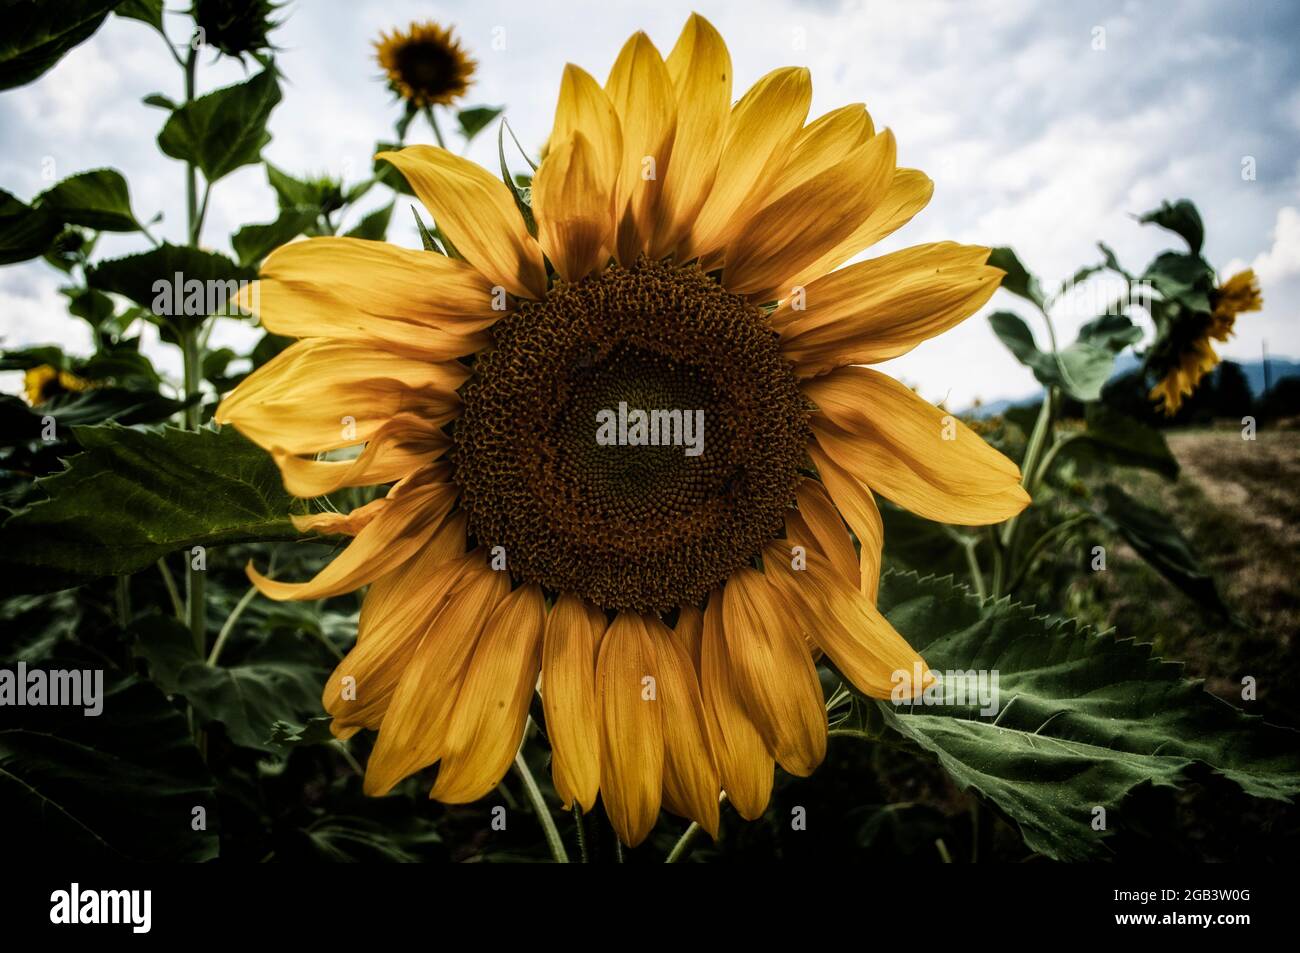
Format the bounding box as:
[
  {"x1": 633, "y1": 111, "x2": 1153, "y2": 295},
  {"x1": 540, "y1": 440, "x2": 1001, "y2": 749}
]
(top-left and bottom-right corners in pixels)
[{"x1": 2, "y1": 0, "x2": 1298, "y2": 407}]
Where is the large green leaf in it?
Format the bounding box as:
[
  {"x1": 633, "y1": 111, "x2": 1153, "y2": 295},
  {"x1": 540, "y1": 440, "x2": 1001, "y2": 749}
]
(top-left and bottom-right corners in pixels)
[
  {"x1": 36, "y1": 168, "x2": 142, "y2": 232},
  {"x1": 1137, "y1": 199, "x2": 1204, "y2": 254},
  {"x1": 0, "y1": 0, "x2": 122, "y2": 91},
  {"x1": 133, "y1": 616, "x2": 329, "y2": 752},
  {"x1": 866, "y1": 572, "x2": 1294, "y2": 860},
  {"x1": 0, "y1": 188, "x2": 63, "y2": 265},
  {"x1": 0, "y1": 650, "x2": 218, "y2": 861},
  {"x1": 88, "y1": 242, "x2": 252, "y2": 330},
  {"x1": 1056, "y1": 404, "x2": 1179, "y2": 481},
  {"x1": 158, "y1": 68, "x2": 282, "y2": 183},
  {"x1": 0, "y1": 389, "x2": 189, "y2": 447},
  {"x1": 1091, "y1": 484, "x2": 1230, "y2": 616},
  {"x1": 0, "y1": 423, "x2": 300, "y2": 595}
]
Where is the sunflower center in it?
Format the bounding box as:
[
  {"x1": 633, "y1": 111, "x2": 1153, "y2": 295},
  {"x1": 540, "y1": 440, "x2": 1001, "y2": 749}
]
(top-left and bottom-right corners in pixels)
[
  {"x1": 453, "y1": 259, "x2": 809, "y2": 613},
  {"x1": 395, "y1": 41, "x2": 457, "y2": 91}
]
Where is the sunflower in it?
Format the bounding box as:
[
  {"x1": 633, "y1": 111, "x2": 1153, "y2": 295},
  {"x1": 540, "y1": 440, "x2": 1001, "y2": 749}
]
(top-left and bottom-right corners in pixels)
[
  {"x1": 217, "y1": 14, "x2": 1028, "y2": 847},
  {"x1": 375, "y1": 21, "x2": 476, "y2": 109},
  {"x1": 23, "y1": 365, "x2": 94, "y2": 406},
  {"x1": 1150, "y1": 268, "x2": 1261, "y2": 415}
]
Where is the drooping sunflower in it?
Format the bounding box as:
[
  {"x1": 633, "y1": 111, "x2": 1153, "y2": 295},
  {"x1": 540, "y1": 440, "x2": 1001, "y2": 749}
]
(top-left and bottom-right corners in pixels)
[
  {"x1": 375, "y1": 21, "x2": 476, "y2": 109},
  {"x1": 24, "y1": 365, "x2": 94, "y2": 406},
  {"x1": 217, "y1": 14, "x2": 1028, "y2": 847},
  {"x1": 1149, "y1": 268, "x2": 1261, "y2": 415}
]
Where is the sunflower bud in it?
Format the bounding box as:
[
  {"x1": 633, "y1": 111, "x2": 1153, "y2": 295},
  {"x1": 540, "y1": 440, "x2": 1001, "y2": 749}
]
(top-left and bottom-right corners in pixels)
[{"x1": 192, "y1": 0, "x2": 279, "y2": 59}]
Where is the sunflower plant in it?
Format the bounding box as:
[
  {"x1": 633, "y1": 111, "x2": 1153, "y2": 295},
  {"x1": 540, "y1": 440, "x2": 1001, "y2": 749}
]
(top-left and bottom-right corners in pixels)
[{"x1": 1, "y1": 8, "x2": 1297, "y2": 864}]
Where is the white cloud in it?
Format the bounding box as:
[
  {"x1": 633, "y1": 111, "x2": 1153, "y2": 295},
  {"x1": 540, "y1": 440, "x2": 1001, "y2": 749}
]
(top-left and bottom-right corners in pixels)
[{"x1": 1, "y1": 0, "x2": 1299, "y2": 411}]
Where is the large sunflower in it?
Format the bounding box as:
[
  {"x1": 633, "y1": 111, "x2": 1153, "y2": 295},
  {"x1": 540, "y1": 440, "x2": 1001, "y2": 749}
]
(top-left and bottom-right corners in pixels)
[{"x1": 217, "y1": 14, "x2": 1028, "y2": 847}]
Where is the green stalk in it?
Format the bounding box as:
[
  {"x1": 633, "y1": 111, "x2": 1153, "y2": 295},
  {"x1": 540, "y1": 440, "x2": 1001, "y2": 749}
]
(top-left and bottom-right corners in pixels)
[{"x1": 513, "y1": 750, "x2": 569, "y2": 863}]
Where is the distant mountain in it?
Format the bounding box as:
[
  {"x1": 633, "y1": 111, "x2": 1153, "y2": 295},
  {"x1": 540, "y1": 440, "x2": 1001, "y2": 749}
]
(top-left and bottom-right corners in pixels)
[{"x1": 962, "y1": 355, "x2": 1300, "y2": 417}]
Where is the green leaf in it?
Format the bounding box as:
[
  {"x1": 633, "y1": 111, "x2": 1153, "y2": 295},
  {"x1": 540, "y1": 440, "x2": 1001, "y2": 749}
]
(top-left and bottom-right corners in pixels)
[
  {"x1": 1059, "y1": 404, "x2": 1179, "y2": 481},
  {"x1": 373, "y1": 141, "x2": 415, "y2": 196},
  {"x1": 0, "y1": 423, "x2": 300, "y2": 595},
  {"x1": 264, "y1": 162, "x2": 343, "y2": 214},
  {"x1": 88, "y1": 242, "x2": 252, "y2": 330},
  {"x1": 988, "y1": 310, "x2": 1125, "y2": 403},
  {"x1": 870, "y1": 571, "x2": 1300, "y2": 860},
  {"x1": 0, "y1": 0, "x2": 121, "y2": 91},
  {"x1": 142, "y1": 92, "x2": 178, "y2": 110},
  {"x1": 158, "y1": 68, "x2": 282, "y2": 183},
  {"x1": 0, "y1": 188, "x2": 63, "y2": 264},
  {"x1": 268, "y1": 716, "x2": 336, "y2": 751},
  {"x1": 987, "y1": 246, "x2": 1046, "y2": 310},
  {"x1": 1091, "y1": 484, "x2": 1230, "y2": 616},
  {"x1": 232, "y1": 207, "x2": 318, "y2": 266},
  {"x1": 1137, "y1": 199, "x2": 1204, "y2": 254},
  {"x1": 458, "y1": 105, "x2": 503, "y2": 142},
  {"x1": 1076, "y1": 312, "x2": 1142, "y2": 353},
  {"x1": 1142, "y1": 251, "x2": 1215, "y2": 315},
  {"x1": 134, "y1": 617, "x2": 329, "y2": 752},
  {"x1": 36, "y1": 168, "x2": 142, "y2": 232},
  {"x1": 498, "y1": 121, "x2": 536, "y2": 236},
  {"x1": 409, "y1": 205, "x2": 441, "y2": 253},
  {"x1": 0, "y1": 388, "x2": 189, "y2": 447},
  {"x1": 0, "y1": 649, "x2": 218, "y2": 861},
  {"x1": 115, "y1": 0, "x2": 164, "y2": 34},
  {"x1": 344, "y1": 202, "x2": 394, "y2": 241}
]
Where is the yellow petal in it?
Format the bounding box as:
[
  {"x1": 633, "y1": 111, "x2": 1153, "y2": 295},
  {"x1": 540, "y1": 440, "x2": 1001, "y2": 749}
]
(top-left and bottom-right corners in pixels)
[
  {"x1": 551, "y1": 63, "x2": 623, "y2": 200},
  {"x1": 290, "y1": 495, "x2": 388, "y2": 537},
  {"x1": 272, "y1": 412, "x2": 450, "y2": 498},
  {"x1": 671, "y1": 604, "x2": 703, "y2": 673},
  {"x1": 700, "y1": 591, "x2": 773, "y2": 820},
  {"x1": 604, "y1": 31, "x2": 677, "y2": 264},
  {"x1": 806, "y1": 366, "x2": 1029, "y2": 525},
  {"x1": 375, "y1": 145, "x2": 547, "y2": 299},
  {"x1": 723, "y1": 130, "x2": 896, "y2": 298},
  {"x1": 648, "y1": 616, "x2": 720, "y2": 836},
  {"x1": 355, "y1": 512, "x2": 468, "y2": 647},
  {"x1": 776, "y1": 243, "x2": 1002, "y2": 377},
  {"x1": 363, "y1": 562, "x2": 510, "y2": 795},
  {"x1": 720, "y1": 568, "x2": 827, "y2": 776},
  {"x1": 765, "y1": 103, "x2": 873, "y2": 207},
  {"x1": 246, "y1": 475, "x2": 457, "y2": 601},
  {"x1": 214, "y1": 339, "x2": 465, "y2": 455},
  {"x1": 596, "y1": 612, "x2": 664, "y2": 846},
  {"x1": 681, "y1": 66, "x2": 811, "y2": 261},
  {"x1": 431, "y1": 584, "x2": 547, "y2": 803},
  {"x1": 807, "y1": 441, "x2": 884, "y2": 602},
  {"x1": 787, "y1": 478, "x2": 858, "y2": 589},
  {"x1": 651, "y1": 13, "x2": 731, "y2": 258},
  {"x1": 323, "y1": 541, "x2": 472, "y2": 734},
  {"x1": 532, "y1": 132, "x2": 612, "y2": 282},
  {"x1": 541, "y1": 593, "x2": 606, "y2": 812},
  {"x1": 243, "y1": 234, "x2": 499, "y2": 332},
  {"x1": 763, "y1": 543, "x2": 932, "y2": 701},
  {"x1": 787, "y1": 167, "x2": 934, "y2": 288}
]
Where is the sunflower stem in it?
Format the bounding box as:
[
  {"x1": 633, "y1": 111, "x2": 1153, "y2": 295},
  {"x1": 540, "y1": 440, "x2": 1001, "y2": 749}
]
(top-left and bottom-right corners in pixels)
[
  {"x1": 573, "y1": 807, "x2": 589, "y2": 863},
  {"x1": 513, "y1": 749, "x2": 569, "y2": 863},
  {"x1": 425, "y1": 106, "x2": 447, "y2": 149}
]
